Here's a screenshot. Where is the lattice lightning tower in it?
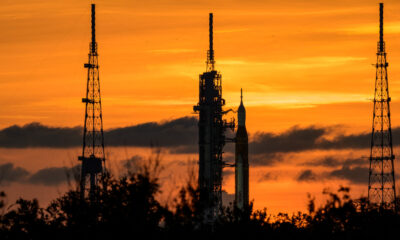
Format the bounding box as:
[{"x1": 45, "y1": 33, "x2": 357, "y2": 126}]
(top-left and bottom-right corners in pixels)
[
  {"x1": 78, "y1": 4, "x2": 106, "y2": 197},
  {"x1": 368, "y1": 3, "x2": 397, "y2": 211}
]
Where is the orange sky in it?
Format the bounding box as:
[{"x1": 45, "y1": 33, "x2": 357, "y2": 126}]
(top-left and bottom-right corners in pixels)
[
  {"x1": 1, "y1": 146, "x2": 391, "y2": 215},
  {"x1": 1, "y1": 0, "x2": 400, "y2": 214},
  {"x1": 1, "y1": 0, "x2": 400, "y2": 132}
]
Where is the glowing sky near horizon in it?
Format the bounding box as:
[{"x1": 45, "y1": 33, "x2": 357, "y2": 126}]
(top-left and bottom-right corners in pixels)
[{"x1": 1, "y1": 0, "x2": 400, "y2": 214}]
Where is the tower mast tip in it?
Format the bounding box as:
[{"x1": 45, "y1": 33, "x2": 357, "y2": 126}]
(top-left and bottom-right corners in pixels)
[
  {"x1": 207, "y1": 13, "x2": 215, "y2": 71},
  {"x1": 379, "y1": 3, "x2": 384, "y2": 52},
  {"x1": 91, "y1": 4, "x2": 96, "y2": 52}
]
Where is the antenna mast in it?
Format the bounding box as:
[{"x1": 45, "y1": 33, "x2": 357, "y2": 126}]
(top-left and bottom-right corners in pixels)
[{"x1": 207, "y1": 13, "x2": 215, "y2": 71}]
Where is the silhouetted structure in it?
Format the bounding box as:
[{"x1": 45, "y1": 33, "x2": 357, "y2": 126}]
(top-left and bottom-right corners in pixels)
[
  {"x1": 193, "y1": 13, "x2": 234, "y2": 218},
  {"x1": 78, "y1": 4, "x2": 106, "y2": 197},
  {"x1": 235, "y1": 89, "x2": 249, "y2": 211},
  {"x1": 368, "y1": 3, "x2": 397, "y2": 211}
]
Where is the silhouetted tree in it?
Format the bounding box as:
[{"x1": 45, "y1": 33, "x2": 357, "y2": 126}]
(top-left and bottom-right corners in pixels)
[
  {"x1": 0, "y1": 198, "x2": 51, "y2": 239},
  {"x1": 0, "y1": 174, "x2": 399, "y2": 240}
]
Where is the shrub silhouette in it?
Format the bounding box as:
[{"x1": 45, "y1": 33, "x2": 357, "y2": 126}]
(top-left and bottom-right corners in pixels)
[{"x1": 0, "y1": 172, "x2": 399, "y2": 240}]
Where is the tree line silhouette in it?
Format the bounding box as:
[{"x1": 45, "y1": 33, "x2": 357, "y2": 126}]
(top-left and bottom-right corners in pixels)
[{"x1": 0, "y1": 156, "x2": 399, "y2": 240}]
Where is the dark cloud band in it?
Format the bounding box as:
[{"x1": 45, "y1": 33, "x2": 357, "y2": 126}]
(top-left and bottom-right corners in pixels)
[
  {"x1": 1, "y1": 118, "x2": 400, "y2": 160},
  {"x1": 0, "y1": 163, "x2": 79, "y2": 186},
  {"x1": 0, "y1": 117, "x2": 197, "y2": 148}
]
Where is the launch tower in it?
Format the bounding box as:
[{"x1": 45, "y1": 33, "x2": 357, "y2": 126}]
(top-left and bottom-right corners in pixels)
[{"x1": 193, "y1": 13, "x2": 234, "y2": 217}]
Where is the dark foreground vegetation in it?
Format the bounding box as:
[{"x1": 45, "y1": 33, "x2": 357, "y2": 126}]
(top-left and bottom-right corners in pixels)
[{"x1": 0, "y1": 165, "x2": 399, "y2": 240}]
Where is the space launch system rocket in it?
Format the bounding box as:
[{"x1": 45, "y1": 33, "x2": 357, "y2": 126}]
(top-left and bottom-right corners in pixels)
[{"x1": 235, "y1": 89, "x2": 249, "y2": 210}]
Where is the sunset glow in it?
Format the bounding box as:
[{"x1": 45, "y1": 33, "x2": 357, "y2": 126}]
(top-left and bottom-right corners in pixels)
[{"x1": 1, "y1": 0, "x2": 400, "y2": 215}]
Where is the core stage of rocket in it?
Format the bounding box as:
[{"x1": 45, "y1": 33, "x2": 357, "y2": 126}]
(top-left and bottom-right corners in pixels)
[{"x1": 235, "y1": 89, "x2": 249, "y2": 210}]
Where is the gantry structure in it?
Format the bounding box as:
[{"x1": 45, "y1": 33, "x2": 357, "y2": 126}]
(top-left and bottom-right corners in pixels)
[{"x1": 193, "y1": 13, "x2": 235, "y2": 218}]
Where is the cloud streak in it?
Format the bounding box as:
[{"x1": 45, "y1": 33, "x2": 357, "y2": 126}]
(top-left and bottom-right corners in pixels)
[
  {"x1": 0, "y1": 162, "x2": 79, "y2": 186},
  {"x1": 328, "y1": 166, "x2": 369, "y2": 184},
  {"x1": 249, "y1": 125, "x2": 378, "y2": 156},
  {"x1": 0, "y1": 117, "x2": 197, "y2": 148},
  {"x1": 297, "y1": 169, "x2": 317, "y2": 182},
  {"x1": 105, "y1": 116, "x2": 197, "y2": 147},
  {"x1": 28, "y1": 165, "x2": 80, "y2": 186},
  {"x1": 302, "y1": 156, "x2": 366, "y2": 168},
  {"x1": 2, "y1": 118, "x2": 400, "y2": 165},
  {"x1": 0, "y1": 163, "x2": 29, "y2": 183},
  {"x1": 293, "y1": 166, "x2": 369, "y2": 185},
  {"x1": 0, "y1": 122, "x2": 82, "y2": 148}
]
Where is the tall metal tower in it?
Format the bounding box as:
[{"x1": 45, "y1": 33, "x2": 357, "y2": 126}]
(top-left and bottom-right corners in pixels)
[
  {"x1": 368, "y1": 3, "x2": 397, "y2": 210},
  {"x1": 193, "y1": 13, "x2": 234, "y2": 217},
  {"x1": 78, "y1": 4, "x2": 106, "y2": 197}
]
